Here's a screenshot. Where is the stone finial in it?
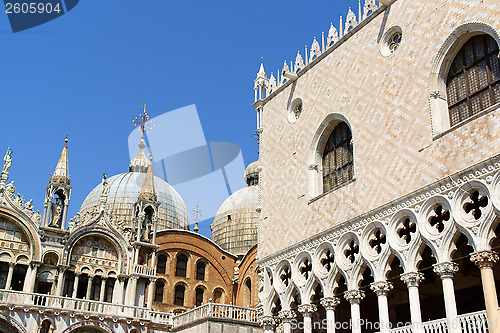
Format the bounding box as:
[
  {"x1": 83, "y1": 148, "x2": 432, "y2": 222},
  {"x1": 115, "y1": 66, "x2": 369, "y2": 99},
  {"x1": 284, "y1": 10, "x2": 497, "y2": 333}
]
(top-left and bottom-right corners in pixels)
[
  {"x1": 400, "y1": 272, "x2": 424, "y2": 287},
  {"x1": 363, "y1": 0, "x2": 379, "y2": 19},
  {"x1": 370, "y1": 281, "x2": 393, "y2": 296},
  {"x1": 327, "y1": 23, "x2": 339, "y2": 46},
  {"x1": 433, "y1": 262, "x2": 458, "y2": 278},
  {"x1": 320, "y1": 297, "x2": 341, "y2": 310},
  {"x1": 295, "y1": 51, "x2": 305, "y2": 73},
  {"x1": 310, "y1": 37, "x2": 321, "y2": 60},
  {"x1": 471, "y1": 250, "x2": 500, "y2": 269},
  {"x1": 345, "y1": 8, "x2": 358, "y2": 33}
]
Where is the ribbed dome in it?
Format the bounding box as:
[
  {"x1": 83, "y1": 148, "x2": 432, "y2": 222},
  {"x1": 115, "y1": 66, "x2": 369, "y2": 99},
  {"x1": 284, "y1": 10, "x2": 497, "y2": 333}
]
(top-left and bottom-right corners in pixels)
[
  {"x1": 79, "y1": 172, "x2": 189, "y2": 231},
  {"x1": 211, "y1": 185, "x2": 258, "y2": 257}
]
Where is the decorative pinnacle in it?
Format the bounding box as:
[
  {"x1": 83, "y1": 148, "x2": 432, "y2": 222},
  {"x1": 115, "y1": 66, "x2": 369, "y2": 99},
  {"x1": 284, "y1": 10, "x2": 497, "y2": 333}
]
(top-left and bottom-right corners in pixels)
[
  {"x1": 133, "y1": 104, "x2": 155, "y2": 136},
  {"x1": 192, "y1": 201, "x2": 203, "y2": 233},
  {"x1": 65, "y1": 134, "x2": 68, "y2": 146}
]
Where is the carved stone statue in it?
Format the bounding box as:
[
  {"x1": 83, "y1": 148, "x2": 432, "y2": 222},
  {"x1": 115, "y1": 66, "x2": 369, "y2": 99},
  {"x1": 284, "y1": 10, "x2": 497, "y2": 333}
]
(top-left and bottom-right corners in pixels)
[
  {"x1": 5, "y1": 182, "x2": 15, "y2": 197},
  {"x1": 32, "y1": 210, "x2": 41, "y2": 224},
  {"x1": 141, "y1": 219, "x2": 150, "y2": 242},
  {"x1": 100, "y1": 173, "x2": 110, "y2": 199},
  {"x1": 23, "y1": 199, "x2": 34, "y2": 212},
  {"x1": 1, "y1": 148, "x2": 12, "y2": 175},
  {"x1": 49, "y1": 200, "x2": 63, "y2": 228}
]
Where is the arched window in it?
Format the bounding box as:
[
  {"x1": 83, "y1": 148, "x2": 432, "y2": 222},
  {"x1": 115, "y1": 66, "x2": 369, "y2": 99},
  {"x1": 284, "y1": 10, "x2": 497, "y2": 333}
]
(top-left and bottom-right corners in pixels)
[
  {"x1": 174, "y1": 284, "x2": 185, "y2": 306},
  {"x1": 244, "y1": 278, "x2": 252, "y2": 307},
  {"x1": 447, "y1": 34, "x2": 500, "y2": 126},
  {"x1": 157, "y1": 255, "x2": 167, "y2": 274},
  {"x1": 322, "y1": 122, "x2": 353, "y2": 192},
  {"x1": 155, "y1": 281, "x2": 164, "y2": 302},
  {"x1": 195, "y1": 287, "x2": 204, "y2": 306},
  {"x1": 213, "y1": 288, "x2": 224, "y2": 303},
  {"x1": 196, "y1": 261, "x2": 205, "y2": 280},
  {"x1": 175, "y1": 254, "x2": 188, "y2": 277}
]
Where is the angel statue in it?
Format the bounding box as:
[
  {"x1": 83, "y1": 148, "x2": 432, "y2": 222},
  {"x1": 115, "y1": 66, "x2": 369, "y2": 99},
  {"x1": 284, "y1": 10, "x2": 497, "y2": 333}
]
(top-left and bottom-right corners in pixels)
[{"x1": 1, "y1": 148, "x2": 12, "y2": 183}]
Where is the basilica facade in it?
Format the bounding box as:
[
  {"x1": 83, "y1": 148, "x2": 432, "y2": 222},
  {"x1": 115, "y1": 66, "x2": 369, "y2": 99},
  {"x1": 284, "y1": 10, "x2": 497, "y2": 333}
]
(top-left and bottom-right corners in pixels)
[
  {"x1": 0, "y1": 133, "x2": 260, "y2": 332},
  {"x1": 253, "y1": 0, "x2": 500, "y2": 333}
]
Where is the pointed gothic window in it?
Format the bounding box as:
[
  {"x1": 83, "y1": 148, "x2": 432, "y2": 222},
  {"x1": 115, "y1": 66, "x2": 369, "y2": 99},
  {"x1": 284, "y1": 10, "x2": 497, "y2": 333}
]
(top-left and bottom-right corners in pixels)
[
  {"x1": 175, "y1": 254, "x2": 188, "y2": 277},
  {"x1": 447, "y1": 34, "x2": 500, "y2": 126},
  {"x1": 322, "y1": 122, "x2": 353, "y2": 192}
]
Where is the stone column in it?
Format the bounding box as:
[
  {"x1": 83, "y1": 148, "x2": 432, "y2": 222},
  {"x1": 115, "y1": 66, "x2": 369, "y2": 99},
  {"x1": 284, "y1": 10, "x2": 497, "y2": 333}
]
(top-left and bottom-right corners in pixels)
[
  {"x1": 320, "y1": 297, "x2": 341, "y2": 333},
  {"x1": 471, "y1": 250, "x2": 500, "y2": 333},
  {"x1": 55, "y1": 267, "x2": 67, "y2": 296},
  {"x1": 99, "y1": 277, "x2": 106, "y2": 302},
  {"x1": 29, "y1": 263, "x2": 39, "y2": 292},
  {"x1": 22, "y1": 264, "x2": 32, "y2": 292},
  {"x1": 127, "y1": 276, "x2": 138, "y2": 306},
  {"x1": 147, "y1": 277, "x2": 156, "y2": 308},
  {"x1": 298, "y1": 304, "x2": 317, "y2": 333},
  {"x1": 5, "y1": 262, "x2": 15, "y2": 290},
  {"x1": 401, "y1": 272, "x2": 424, "y2": 333},
  {"x1": 278, "y1": 309, "x2": 296, "y2": 333},
  {"x1": 86, "y1": 275, "x2": 94, "y2": 300},
  {"x1": 344, "y1": 290, "x2": 365, "y2": 333},
  {"x1": 259, "y1": 315, "x2": 275, "y2": 333},
  {"x1": 72, "y1": 272, "x2": 81, "y2": 298},
  {"x1": 61, "y1": 202, "x2": 69, "y2": 230},
  {"x1": 433, "y1": 262, "x2": 459, "y2": 333},
  {"x1": 370, "y1": 281, "x2": 393, "y2": 333}
]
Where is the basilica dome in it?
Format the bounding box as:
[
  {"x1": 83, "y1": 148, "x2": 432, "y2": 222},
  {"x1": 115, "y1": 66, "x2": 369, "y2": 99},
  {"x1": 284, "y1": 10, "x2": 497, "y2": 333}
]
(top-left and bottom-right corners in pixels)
[
  {"x1": 211, "y1": 161, "x2": 259, "y2": 257},
  {"x1": 79, "y1": 138, "x2": 189, "y2": 231}
]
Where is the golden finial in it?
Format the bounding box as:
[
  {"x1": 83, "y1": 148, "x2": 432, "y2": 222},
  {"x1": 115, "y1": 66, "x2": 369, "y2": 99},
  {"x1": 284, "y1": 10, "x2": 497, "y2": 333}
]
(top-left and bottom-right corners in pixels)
[
  {"x1": 64, "y1": 134, "x2": 68, "y2": 147},
  {"x1": 133, "y1": 104, "x2": 155, "y2": 136},
  {"x1": 192, "y1": 201, "x2": 203, "y2": 233}
]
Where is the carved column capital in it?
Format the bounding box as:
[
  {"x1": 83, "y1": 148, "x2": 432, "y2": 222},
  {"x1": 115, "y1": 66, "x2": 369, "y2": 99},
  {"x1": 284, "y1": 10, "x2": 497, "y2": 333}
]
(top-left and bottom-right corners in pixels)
[
  {"x1": 400, "y1": 272, "x2": 424, "y2": 287},
  {"x1": 278, "y1": 309, "x2": 296, "y2": 322},
  {"x1": 7, "y1": 262, "x2": 15, "y2": 268},
  {"x1": 370, "y1": 281, "x2": 393, "y2": 296},
  {"x1": 344, "y1": 290, "x2": 365, "y2": 304},
  {"x1": 258, "y1": 315, "x2": 275, "y2": 328},
  {"x1": 297, "y1": 303, "x2": 317, "y2": 315},
  {"x1": 433, "y1": 262, "x2": 458, "y2": 278},
  {"x1": 471, "y1": 250, "x2": 499, "y2": 269},
  {"x1": 149, "y1": 277, "x2": 157, "y2": 283},
  {"x1": 320, "y1": 297, "x2": 341, "y2": 310}
]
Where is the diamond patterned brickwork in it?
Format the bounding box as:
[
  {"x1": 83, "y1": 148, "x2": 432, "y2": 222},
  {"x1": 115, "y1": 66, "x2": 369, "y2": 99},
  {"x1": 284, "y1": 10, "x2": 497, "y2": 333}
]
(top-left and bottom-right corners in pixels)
[{"x1": 258, "y1": 0, "x2": 500, "y2": 259}]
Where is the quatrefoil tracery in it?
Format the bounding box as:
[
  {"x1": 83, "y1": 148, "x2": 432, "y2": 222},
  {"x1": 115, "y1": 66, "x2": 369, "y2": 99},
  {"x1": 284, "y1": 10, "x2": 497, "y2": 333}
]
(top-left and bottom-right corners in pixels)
[
  {"x1": 398, "y1": 218, "x2": 417, "y2": 244},
  {"x1": 344, "y1": 240, "x2": 359, "y2": 263},
  {"x1": 464, "y1": 191, "x2": 488, "y2": 220},
  {"x1": 299, "y1": 258, "x2": 312, "y2": 280},
  {"x1": 280, "y1": 266, "x2": 291, "y2": 287},
  {"x1": 320, "y1": 249, "x2": 335, "y2": 272},
  {"x1": 369, "y1": 229, "x2": 387, "y2": 254},
  {"x1": 429, "y1": 204, "x2": 450, "y2": 233}
]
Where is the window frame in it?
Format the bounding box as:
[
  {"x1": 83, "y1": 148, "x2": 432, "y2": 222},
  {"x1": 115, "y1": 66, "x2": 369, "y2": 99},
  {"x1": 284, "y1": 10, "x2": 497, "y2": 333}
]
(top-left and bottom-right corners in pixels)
[{"x1": 175, "y1": 254, "x2": 188, "y2": 278}]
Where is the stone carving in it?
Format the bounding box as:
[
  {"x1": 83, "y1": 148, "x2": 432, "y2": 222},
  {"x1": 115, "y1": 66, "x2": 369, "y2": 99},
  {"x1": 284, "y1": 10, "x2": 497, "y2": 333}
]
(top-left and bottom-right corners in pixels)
[
  {"x1": 370, "y1": 281, "x2": 393, "y2": 296},
  {"x1": 278, "y1": 309, "x2": 296, "y2": 321},
  {"x1": 400, "y1": 272, "x2": 424, "y2": 287},
  {"x1": 327, "y1": 23, "x2": 339, "y2": 46},
  {"x1": 5, "y1": 182, "x2": 15, "y2": 198},
  {"x1": 344, "y1": 289, "x2": 365, "y2": 303},
  {"x1": 433, "y1": 262, "x2": 458, "y2": 278},
  {"x1": 100, "y1": 173, "x2": 110, "y2": 201},
  {"x1": 1, "y1": 148, "x2": 12, "y2": 183},
  {"x1": 49, "y1": 199, "x2": 63, "y2": 228},
  {"x1": 297, "y1": 303, "x2": 317, "y2": 314},
  {"x1": 267, "y1": 73, "x2": 277, "y2": 94},
  {"x1": 320, "y1": 297, "x2": 341, "y2": 309},
  {"x1": 310, "y1": 37, "x2": 321, "y2": 60},
  {"x1": 258, "y1": 315, "x2": 275, "y2": 327},
  {"x1": 32, "y1": 210, "x2": 41, "y2": 224},
  {"x1": 23, "y1": 199, "x2": 34, "y2": 213},
  {"x1": 13, "y1": 194, "x2": 24, "y2": 207},
  {"x1": 470, "y1": 250, "x2": 499, "y2": 269}
]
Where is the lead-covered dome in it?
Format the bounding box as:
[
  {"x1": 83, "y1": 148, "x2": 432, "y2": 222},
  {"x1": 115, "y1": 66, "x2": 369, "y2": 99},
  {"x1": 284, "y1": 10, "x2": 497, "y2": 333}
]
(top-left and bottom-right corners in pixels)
[
  {"x1": 79, "y1": 137, "x2": 189, "y2": 231},
  {"x1": 211, "y1": 161, "x2": 259, "y2": 257},
  {"x1": 79, "y1": 172, "x2": 189, "y2": 231}
]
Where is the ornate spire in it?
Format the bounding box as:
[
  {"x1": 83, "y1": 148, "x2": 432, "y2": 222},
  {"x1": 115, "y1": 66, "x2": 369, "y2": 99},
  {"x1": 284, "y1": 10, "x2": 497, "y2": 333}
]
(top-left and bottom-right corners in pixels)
[
  {"x1": 257, "y1": 57, "x2": 267, "y2": 78},
  {"x1": 138, "y1": 163, "x2": 157, "y2": 202},
  {"x1": 51, "y1": 136, "x2": 70, "y2": 185}
]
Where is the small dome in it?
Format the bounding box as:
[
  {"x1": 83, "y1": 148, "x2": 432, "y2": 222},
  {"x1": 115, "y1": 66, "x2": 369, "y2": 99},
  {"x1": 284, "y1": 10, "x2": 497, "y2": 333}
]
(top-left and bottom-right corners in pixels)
[
  {"x1": 79, "y1": 172, "x2": 189, "y2": 231},
  {"x1": 211, "y1": 184, "x2": 258, "y2": 257},
  {"x1": 244, "y1": 160, "x2": 259, "y2": 186}
]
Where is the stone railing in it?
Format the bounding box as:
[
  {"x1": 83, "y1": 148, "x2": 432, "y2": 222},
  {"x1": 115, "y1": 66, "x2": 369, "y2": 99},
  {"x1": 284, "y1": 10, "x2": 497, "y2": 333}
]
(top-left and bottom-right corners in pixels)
[
  {"x1": 172, "y1": 302, "x2": 258, "y2": 329},
  {"x1": 389, "y1": 310, "x2": 488, "y2": 333},
  {"x1": 0, "y1": 289, "x2": 172, "y2": 326},
  {"x1": 133, "y1": 264, "x2": 156, "y2": 277}
]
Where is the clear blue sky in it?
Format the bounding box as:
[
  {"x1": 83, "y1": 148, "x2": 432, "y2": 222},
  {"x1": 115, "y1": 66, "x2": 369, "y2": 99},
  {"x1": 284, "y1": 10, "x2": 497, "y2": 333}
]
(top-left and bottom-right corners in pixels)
[{"x1": 0, "y1": 0, "x2": 361, "y2": 238}]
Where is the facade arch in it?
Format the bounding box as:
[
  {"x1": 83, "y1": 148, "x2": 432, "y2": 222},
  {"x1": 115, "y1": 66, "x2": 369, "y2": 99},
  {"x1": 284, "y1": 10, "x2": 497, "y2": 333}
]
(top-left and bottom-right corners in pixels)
[
  {"x1": 0, "y1": 312, "x2": 28, "y2": 333},
  {"x1": 61, "y1": 321, "x2": 113, "y2": 333},
  {"x1": 428, "y1": 21, "x2": 500, "y2": 135},
  {"x1": 0, "y1": 209, "x2": 41, "y2": 261}
]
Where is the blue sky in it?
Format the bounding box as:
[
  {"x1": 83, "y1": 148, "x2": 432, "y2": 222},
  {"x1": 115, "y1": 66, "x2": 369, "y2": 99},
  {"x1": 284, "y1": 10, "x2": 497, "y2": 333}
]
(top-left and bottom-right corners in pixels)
[{"x1": 0, "y1": 0, "x2": 362, "y2": 238}]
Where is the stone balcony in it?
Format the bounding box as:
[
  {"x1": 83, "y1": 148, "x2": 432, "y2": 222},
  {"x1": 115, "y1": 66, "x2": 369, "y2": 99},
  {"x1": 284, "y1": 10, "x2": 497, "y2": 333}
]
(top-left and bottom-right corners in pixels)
[
  {"x1": 0, "y1": 289, "x2": 172, "y2": 328},
  {"x1": 132, "y1": 264, "x2": 156, "y2": 277}
]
